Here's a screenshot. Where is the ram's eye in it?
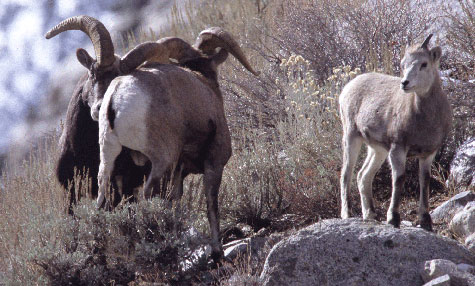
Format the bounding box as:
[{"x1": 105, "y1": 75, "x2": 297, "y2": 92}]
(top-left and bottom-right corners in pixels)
[{"x1": 420, "y1": 62, "x2": 427, "y2": 70}]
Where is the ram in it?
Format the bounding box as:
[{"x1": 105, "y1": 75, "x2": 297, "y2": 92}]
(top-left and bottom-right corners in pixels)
[
  {"x1": 47, "y1": 15, "x2": 258, "y2": 261},
  {"x1": 48, "y1": 16, "x2": 154, "y2": 211},
  {"x1": 339, "y1": 35, "x2": 452, "y2": 231}
]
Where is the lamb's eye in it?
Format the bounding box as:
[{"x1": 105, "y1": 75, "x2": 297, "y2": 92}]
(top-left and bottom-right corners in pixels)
[{"x1": 420, "y1": 62, "x2": 427, "y2": 70}]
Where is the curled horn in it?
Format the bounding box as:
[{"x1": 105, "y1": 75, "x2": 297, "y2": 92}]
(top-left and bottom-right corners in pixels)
[
  {"x1": 421, "y1": 34, "x2": 433, "y2": 50},
  {"x1": 119, "y1": 37, "x2": 202, "y2": 74},
  {"x1": 45, "y1": 15, "x2": 115, "y2": 68},
  {"x1": 119, "y1": 42, "x2": 169, "y2": 74},
  {"x1": 194, "y1": 27, "x2": 260, "y2": 76},
  {"x1": 157, "y1": 37, "x2": 202, "y2": 62}
]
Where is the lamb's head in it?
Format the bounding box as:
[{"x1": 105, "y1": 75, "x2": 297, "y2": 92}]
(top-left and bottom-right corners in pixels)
[
  {"x1": 45, "y1": 15, "x2": 169, "y2": 121},
  {"x1": 400, "y1": 34, "x2": 442, "y2": 96}
]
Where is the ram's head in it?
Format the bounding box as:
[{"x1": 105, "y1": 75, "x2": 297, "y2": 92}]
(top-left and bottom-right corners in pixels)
[{"x1": 46, "y1": 16, "x2": 258, "y2": 121}]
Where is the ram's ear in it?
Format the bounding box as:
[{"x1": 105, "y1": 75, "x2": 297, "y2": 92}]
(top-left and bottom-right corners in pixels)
[
  {"x1": 211, "y1": 48, "x2": 229, "y2": 66},
  {"x1": 430, "y1": 46, "x2": 442, "y2": 63},
  {"x1": 76, "y1": 48, "x2": 95, "y2": 70}
]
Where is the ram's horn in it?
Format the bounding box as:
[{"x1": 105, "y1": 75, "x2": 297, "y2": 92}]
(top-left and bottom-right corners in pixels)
[
  {"x1": 194, "y1": 27, "x2": 259, "y2": 75},
  {"x1": 45, "y1": 15, "x2": 115, "y2": 68}
]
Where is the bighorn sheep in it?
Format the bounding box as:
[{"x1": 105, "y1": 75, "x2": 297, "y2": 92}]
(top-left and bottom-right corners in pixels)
[
  {"x1": 339, "y1": 35, "x2": 452, "y2": 231},
  {"x1": 48, "y1": 16, "x2": 216, "y2": 210},
  {"x1": 47, "y1": 16, "x2": 152, "y2": 211},
  {"x1": 47, "y1": 15, "x2": 259, "y2": 261}
]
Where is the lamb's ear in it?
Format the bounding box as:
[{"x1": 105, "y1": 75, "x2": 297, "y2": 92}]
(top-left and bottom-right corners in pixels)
[
  {"x1": 76, "y1": 48, "x2": 94, "y2": 70},
  {"x1": 430, "y1": 46, "x2": 442, "y2": 63}
]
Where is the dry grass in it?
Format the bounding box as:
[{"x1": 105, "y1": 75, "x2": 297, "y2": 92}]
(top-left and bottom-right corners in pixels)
[
  {"x1": 1, "y1": 0, "x2": 474, "y2": 284},
  {"x1": 0, "y1": 133, "x2": 68, "y2": 284}
]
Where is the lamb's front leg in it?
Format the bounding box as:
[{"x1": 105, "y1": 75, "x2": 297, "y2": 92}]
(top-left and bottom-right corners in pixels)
[
  {"x1": 387, "y1": 145, "x2": 408, "y2": 228},
  {"x1": 418, "y1": 152, "x2": 436, "y2": 231}
]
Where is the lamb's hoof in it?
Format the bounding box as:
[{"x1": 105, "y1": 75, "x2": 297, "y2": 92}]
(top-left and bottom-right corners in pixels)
[
  {"x1": 341, "y1": 210, "x2": 351, "y2": 219},
  {"x1": 419, "y1": 213, "x2": 433, "y2": 232},
  {"x1": 387, "y1": 212, "x2": 401, "y2": 228},
  {"x1": 362, "y1": 210, "x2": 377, "y2": 221}
]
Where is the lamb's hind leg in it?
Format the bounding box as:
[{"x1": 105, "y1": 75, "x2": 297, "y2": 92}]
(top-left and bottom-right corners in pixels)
[
  {"x1": 387, "y1": 145, "x2": 407, "y2": 228},
  {"x1": 357, "y1": 145, "x2": 388, "y2": 220},
  {"x1": 418, "y1": 152, "x2": 436, "y2": 231},
  {"x1": 340, "y1": 133, "x2": 363, "y2": 219}
]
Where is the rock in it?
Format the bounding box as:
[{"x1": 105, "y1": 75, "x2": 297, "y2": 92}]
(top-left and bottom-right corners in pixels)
[
  {"x1": 431, "y1": 191, "x2": 475, "y2": 224},
  {"x1": 260, "y1": 218, "x2": 474, "y2": 286},
  {"x1": 457, "y1": 263, "x2": 475, "y2": 275},
  {"x1": 450, "y1": 137, "x2": 475, "y2": 188},
  {"x1": 223, "y1": 234, "x2": 285, "y2": 272},
  {"x1": 422, "y1": 259, "x2": 475, "y2": 286},
  {"x1": 224, "y1": 240, "x2": 250, "y2": 261},
  {"x1": 449, "y1": 202, "x2": 475, "y2": 250},
  {"x1": 422, "y1": 274, "x2": 451, "y2": 286},
  {"x1": 180, "y1": 227, "x2": 211, "y2": 271},
  {"x1": 465, "y1": 233, "x2": 475, "y2": 253},
  {"x1": 401, "y1": 220, "x2": 413, "y2": 227},
  {"x1": 421, "y1": 259, "x2": 458, "y2": 282}
]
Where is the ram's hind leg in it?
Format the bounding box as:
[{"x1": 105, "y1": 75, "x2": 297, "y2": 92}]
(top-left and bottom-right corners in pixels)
[
  {"x1": 203, "y1": 161, "x2": 225, "y2": 263},
  {"x1": 97, "y1": 132, "x2": 122, "y2": 209},
  {"x1": 340, "y1": 132, "x2": 363, "y2": 219},
  {"x1": 418, "y1": 152, "x2": 436, "y2": 231},
  {"x1": 357, "y1": 145, "x2": 387, "y2": 220},
  {"x1": 143, "y1": 159, "x2": 173, "y2": 200}
]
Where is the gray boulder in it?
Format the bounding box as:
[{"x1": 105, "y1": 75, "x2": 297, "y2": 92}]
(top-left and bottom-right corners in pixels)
[
  {"x1": 450, "y1": 137, "x2": 475, "y2": 188},
  {"x1": 431, "y1": 191, "x2": 475, "y2": 224},
  {"x1": 449, "y1": 202, "x2": 475, "y2": 252},
  {"x1": 421, "y1": 259, "x2": 475, "y2": 286},
  {"x1": 422, "y1": 274, "x2": 451, "y2": 286},
  {"x1": 260, "y1": 218, "x2": 474, "y2": 286},
  {"x1": 223, "y1": 233, "x2": 286, "y2": 275}
]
